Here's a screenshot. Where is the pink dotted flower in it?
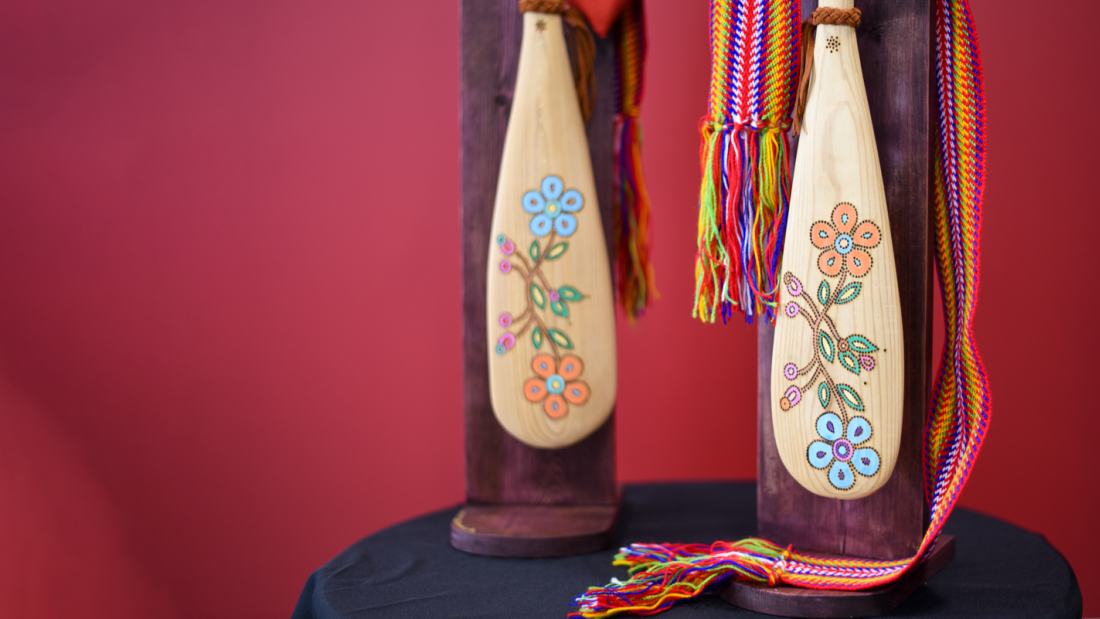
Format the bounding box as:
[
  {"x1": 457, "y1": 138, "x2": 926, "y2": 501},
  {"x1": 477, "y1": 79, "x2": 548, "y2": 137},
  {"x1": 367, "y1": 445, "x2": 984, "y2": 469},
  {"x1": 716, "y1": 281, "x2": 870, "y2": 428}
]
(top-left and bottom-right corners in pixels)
[
  {"x1": 499, "y1": 313, "x2": 513, "y2": 328},
  {"x1": 783, "y1": 363, "x2": 798, "y2": 380},
  {"x1": 785, "y1": 273, "x2": 803, "y2": 297},
  {"x1": 780, "y1": 385, "x2": 802, "y2": 411},
  {"x1": 499, "y1": 259, "x2": 512, "y2": 274}
]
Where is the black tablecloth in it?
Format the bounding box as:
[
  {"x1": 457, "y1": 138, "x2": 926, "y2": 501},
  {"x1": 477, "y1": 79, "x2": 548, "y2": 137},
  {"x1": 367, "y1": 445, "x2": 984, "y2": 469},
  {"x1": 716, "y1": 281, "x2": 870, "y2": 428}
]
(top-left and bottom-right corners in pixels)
[{"x1": 292, "y1": 482, "x2": 1082, "y2": 618}]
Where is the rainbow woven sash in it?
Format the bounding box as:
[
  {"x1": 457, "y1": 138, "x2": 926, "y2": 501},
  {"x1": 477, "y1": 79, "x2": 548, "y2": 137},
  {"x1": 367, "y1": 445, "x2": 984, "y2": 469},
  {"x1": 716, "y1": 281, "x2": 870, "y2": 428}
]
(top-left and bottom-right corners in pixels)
[
  {"x1": 693, "y1": 0, "x2": 800, "y2": 324},
  {"x1": 614, "y1": 0, "x2": 656, "y2": 322},
  {"x1": 572, "y1": 0, "x2": 988, "y2": 613}
]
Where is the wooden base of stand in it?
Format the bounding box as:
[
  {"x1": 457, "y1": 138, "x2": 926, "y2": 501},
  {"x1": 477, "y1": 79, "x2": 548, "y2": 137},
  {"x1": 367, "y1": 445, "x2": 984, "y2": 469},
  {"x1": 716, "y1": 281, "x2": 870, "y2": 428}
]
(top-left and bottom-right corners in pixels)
[
  {"x1": 450, "y1": 500, "x2": 619, "y2": 557},
  {"x1": 717, "y1": 535, "x2": 955, "y2": 618}
]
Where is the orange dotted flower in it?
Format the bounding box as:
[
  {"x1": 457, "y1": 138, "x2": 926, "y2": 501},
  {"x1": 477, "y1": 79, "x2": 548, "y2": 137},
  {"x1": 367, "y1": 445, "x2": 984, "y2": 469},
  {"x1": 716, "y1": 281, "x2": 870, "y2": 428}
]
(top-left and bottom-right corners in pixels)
[
  {"x1": 810, "y1": 203, "x2": 881, "y2": 278},
  {"x1": 522, "y1": 354, "x2": 590, "y2": 419}
]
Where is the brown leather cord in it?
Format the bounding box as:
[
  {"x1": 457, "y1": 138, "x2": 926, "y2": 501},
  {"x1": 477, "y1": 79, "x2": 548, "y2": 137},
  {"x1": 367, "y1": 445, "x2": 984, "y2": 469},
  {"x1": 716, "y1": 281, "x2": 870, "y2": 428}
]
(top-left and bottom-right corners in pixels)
[
  {"x1": 563, "y1": 7, "x2": 596, "y2": 123},
  {"x1": 792, "y1": 7, "x2": 861, "y2": 135},
  {"x1": 519, "y1": 0, "x2": 565, "y2": 13},
  {"x1": 810, "y1": 6, "x2": 861, "y2": 28}
]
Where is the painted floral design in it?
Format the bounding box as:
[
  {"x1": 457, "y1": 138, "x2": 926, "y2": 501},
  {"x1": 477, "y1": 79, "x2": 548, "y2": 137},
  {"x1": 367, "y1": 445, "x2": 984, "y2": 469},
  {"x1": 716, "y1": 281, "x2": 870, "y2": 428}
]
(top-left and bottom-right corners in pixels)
[
  {"x1": 496, "y1": 174, "x2": 589, "y2": 419},
  {"x1": 522, "y1": 175, "x2": 583, "y2": 238},
  {"x1": 523, "y1": 354, "x2": 591, "y2": 419},
  {"x1": 807, "y1": 413, "x2": 881, "y2": 490},
  {"x1": 811, "y1": 202, "x2": 880, "y2": 277},
  {"x1": 782, "y1": 201, "x2": 883, "y2": 490},
  {"x1": 778, "y1": 269, "x2": 879, "y2": 415}
]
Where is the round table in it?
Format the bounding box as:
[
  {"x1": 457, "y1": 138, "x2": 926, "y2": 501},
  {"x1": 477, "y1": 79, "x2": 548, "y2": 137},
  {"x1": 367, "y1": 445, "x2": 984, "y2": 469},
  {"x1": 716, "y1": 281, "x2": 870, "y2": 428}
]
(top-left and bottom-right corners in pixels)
[{"x1": 292, "y1": 482, "x2": 1082, "y2": 618}]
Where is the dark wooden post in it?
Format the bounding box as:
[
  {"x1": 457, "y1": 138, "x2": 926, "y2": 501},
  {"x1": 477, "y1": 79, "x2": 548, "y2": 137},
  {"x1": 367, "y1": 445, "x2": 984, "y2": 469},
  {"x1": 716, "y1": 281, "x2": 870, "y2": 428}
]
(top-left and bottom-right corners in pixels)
[
  {"x1": 757, "y1": 0, "x2": 932, "y2": 562},
  {"x1": 451, "y1": 0, "x2": 620, "y2": 556},
  {"x1": 720, "y1": 1, "x2": 955, "y2": 615}
]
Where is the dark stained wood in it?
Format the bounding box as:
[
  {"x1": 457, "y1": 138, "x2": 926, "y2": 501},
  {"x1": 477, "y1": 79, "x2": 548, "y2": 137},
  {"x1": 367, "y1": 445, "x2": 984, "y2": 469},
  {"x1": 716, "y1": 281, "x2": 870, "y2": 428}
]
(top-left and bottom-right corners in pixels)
[
  {"x1": 757, "y1": 0, "x2": 933, "y2": 561},
  {"x1": 459, "y1": 0, "x2": 618, "y2": 516},
  {"x1": 450, "y1": 500, "x2": 620, "y2": 557},
  {"x1": 718, "y1": 536, "x2": 955, "y2": 618}
]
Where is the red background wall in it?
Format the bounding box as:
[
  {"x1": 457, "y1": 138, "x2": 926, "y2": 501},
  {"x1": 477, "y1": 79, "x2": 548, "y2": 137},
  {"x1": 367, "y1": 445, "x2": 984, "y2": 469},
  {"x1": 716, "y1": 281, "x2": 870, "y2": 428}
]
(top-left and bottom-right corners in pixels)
[{"x1": 0, "y1": 0, "x2": 1094, "y2": 616}]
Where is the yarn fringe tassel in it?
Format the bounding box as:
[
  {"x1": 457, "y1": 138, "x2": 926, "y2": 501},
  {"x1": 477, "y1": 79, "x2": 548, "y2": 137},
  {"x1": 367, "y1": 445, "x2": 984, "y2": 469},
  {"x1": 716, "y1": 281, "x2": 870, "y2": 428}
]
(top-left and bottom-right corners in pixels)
[
  {"x1": 570, "y1": 540, "x2": 784, "y2": 617},
  {"x1": 693, "y1": 119, "x2": 792, "y2": 324},
  {"x1": 613, "y1": 0, "x2": 656, "y2": 322},
  {"x1": 691, "y1": 0, "x2": 800, "y2": 324},
  {"x1": 570, "y1": 519, "x2": 934, "y2": 616},
  {"x1": 614, "y1": 113, "x2": 656, "y2": 322}
]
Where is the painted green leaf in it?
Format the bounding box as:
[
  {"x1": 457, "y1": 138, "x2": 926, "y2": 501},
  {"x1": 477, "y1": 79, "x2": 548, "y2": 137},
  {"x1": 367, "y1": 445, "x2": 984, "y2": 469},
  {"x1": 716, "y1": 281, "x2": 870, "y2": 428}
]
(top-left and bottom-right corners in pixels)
[
  {"x1": 819, "y1": 330, "x2": 835, "y2": 363},
  {"x1": 818, "y1": 382, "x2": 831, "y2": 409},
  {"x1": 545, "y1": 242, "x2": 569, "y2": 261},
  {"x1": 558, "y1": 286, "x2": 583, "y2": 301},
  {"x1": 818, "y1": 280, "x2": 831, "y2": 305},
  {"x1": 532, "y1": 327, "x2": 543, "y2": 350},
  {"x1": 529, "y1": 240, "x2": 540, "y2": 261},
  {"x1": 550, "y1": 299, "x2": 569, "y2": 318},
  {"x1": 530, "y1": 283, "x2": 546, "y2": 309},
  {"x1": 847, "y1": 335, "x2": 878, "y2": 354},
  {"x1": 837, "y1": 384, "x2": 865, "y2": 411},
  {"x1": 836, "y1": 282, "x2": 862, "y2": 304},
  {"x1": 547, "y1": 328, "x2": 574, "y2": 349},
  {"x1": 839, "y1": 351, "x2": 860, "y2": 375}
]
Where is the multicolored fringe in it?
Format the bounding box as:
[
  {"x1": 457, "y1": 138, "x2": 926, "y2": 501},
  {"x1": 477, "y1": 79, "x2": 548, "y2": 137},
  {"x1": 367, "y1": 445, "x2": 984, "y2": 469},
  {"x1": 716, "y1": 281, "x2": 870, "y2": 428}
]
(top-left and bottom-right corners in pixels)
[
  {"x1": 613, "y1": 0, "x2": 656, "y2": 322},
  {"x1": 693, "y1": 0, "x2": 801, "y2": 324},
  {"x1": 573, "y1": 0, "x2": 988, "y2": 613}
]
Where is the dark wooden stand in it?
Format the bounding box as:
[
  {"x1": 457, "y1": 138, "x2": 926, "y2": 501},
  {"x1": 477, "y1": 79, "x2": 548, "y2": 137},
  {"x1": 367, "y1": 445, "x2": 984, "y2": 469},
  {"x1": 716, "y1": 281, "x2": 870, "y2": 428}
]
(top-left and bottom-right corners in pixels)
[
  {"x1": 722, "y1": 0, "x2": 949, "y2": 614},
  {"x1": 452, "y1": 0, "x2": 620, "y2": 557}
]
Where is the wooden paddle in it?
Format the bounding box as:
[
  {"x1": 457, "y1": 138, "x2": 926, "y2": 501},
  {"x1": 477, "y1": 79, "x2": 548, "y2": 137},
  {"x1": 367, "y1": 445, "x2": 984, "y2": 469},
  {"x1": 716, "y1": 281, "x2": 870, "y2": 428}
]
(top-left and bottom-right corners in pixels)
[
  {"x1": 486, "y1": 5, "x2": 617, "y2": 450},
  {"x1": 770, "y1": 0, "x2": 903, "y2": 499}
]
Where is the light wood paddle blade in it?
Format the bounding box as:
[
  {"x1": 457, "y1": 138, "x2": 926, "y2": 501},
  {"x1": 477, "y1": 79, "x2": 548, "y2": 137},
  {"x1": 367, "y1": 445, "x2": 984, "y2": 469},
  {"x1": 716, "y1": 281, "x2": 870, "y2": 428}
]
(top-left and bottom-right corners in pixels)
[
  {"x1": 486, "y1": 11, "x2": 616, "y2": 450},
  {"x1": 771, "y1": 0, "x2": 903, "y2": 499}
]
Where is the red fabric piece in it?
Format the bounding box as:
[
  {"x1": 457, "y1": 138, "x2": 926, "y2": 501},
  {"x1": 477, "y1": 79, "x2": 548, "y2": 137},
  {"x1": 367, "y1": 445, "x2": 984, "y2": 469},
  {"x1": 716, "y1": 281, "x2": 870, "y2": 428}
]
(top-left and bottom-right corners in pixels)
[{"x1": 570, "y1": 0, "x2": 631, "y2": 37}]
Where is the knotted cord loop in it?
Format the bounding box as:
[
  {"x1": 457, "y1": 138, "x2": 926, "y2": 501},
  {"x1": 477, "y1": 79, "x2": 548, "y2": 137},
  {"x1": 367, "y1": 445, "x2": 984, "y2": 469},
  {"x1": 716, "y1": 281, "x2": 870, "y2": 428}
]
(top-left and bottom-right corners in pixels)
[
  {"x1": 518, "y1": 0, "x2": 565, "y2": 14},
  {"x1": 811, "y1": 7, "x2": 862, "y2": 27}
]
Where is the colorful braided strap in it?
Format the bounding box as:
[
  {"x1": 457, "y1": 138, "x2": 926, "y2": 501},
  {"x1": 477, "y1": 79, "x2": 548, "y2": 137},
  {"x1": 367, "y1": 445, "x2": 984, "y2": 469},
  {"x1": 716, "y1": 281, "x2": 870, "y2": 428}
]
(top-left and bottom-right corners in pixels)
[
  {"x1": 572, "y1": 0, "x2": 988, "y2": 613},
  {"x1": 693, "y1": 0, "x2": 800, "y2": 324},
  {"x1": 614, "y1": 0, "x2": 657, "y2": 322}
]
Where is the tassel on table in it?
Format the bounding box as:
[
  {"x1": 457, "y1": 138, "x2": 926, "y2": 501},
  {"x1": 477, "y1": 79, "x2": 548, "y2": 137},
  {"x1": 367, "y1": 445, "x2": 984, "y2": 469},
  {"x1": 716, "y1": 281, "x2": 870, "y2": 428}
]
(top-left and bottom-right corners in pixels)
[
  {"x1": 570, "y1": 535, "x2": 929, "y2": 617},
  {"x1": 570, "y1": 539, "x2": 788, "y2": 617}
]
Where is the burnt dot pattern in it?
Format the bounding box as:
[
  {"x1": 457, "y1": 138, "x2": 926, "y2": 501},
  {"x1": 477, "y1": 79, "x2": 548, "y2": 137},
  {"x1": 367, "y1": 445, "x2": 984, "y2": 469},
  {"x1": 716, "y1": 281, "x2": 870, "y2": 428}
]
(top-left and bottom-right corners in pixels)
[{"x1": 826, "y1": 36, "x2": 840, "y2": 53}]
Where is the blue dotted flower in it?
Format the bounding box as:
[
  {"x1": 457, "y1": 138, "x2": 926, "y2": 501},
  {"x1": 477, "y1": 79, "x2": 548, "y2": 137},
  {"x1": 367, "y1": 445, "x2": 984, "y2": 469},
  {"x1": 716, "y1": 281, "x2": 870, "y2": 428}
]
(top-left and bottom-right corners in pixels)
[
  {"x1": 521, "y1": 175, "x2": 583, "y2": 238},
  {"x1": 806, "y1": 412, "x2": 880, "y2": 490}
]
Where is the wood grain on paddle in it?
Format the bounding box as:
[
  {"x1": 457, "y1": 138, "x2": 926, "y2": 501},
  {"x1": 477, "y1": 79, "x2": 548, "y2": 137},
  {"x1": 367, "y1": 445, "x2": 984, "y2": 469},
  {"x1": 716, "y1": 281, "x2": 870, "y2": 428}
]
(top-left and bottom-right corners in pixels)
[
  {"x1": 486, "y1": 12, "x2": 616, "y2": 450},
  {"x1": 771, "y1": 0, "x2": 903, "y2": 500}
]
